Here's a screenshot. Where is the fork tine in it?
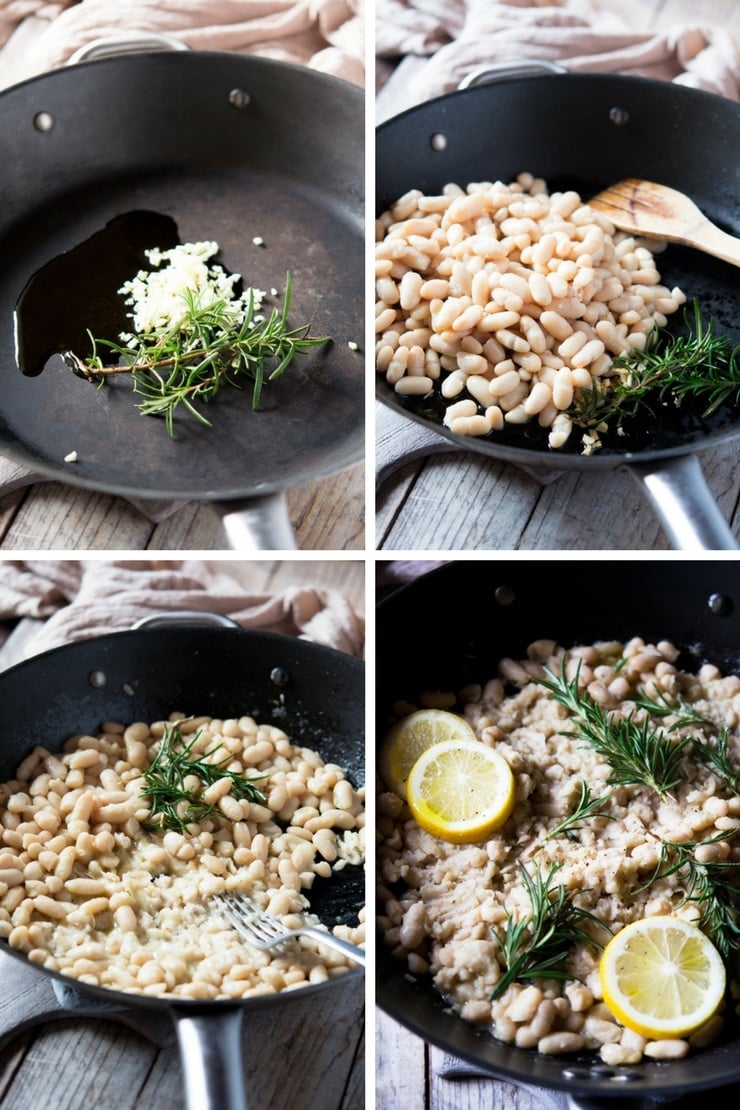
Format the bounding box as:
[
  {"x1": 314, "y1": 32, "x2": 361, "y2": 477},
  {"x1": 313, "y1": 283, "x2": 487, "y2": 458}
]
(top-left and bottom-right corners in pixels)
[
  {"x1": 216, "y1": 892, "x2": 287, "y2": 948},
  {"x1": 230, "y1": 893, "x2": 284, "y2": 939}
]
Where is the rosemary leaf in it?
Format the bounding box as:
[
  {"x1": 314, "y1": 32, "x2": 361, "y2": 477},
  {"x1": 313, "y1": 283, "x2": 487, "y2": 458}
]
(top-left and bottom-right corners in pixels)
[
  {"x1": 570, "y1": 300, "x2": 740, "y2": 436},
  {"x1": 544, "y1": 781, "x2": 613, "y2": 842},
  {"x1": 79, "y1": 272, "x2": 329, "y2": 435},
  {"x1": 693, "y1": 729, "x2": 740, "y2": 797},
  {"x1": 639, "y1": 835, "x2": 740, "y2": 959},
  {"x1": 490, "y1": 863, "x2": 609, "y2": 1000},
  {"x1": 632, "y1": 684, "x2": 709, "y2": 731},
  {"x1": 536, "y1": 660, "x2": 691, "y2": 798},
  {"x1": 141, "y1": 722, "x2": 267, "y2": 832}
]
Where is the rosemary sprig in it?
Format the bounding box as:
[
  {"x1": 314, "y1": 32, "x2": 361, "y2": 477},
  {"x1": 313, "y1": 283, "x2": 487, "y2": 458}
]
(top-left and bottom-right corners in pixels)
[
  {"x1": 570, "y1": 301, "x2": 740, "y2": 435},
  {"x1": 544, "y1": 781, "x2": 613, "y2": 841},
  {"x1": 141, "y1": 722, "x2": 267, "y2": 832},
  {"x1": 79, "y1": 273, "x2": 329, "y2": 436},
  {"x1": 632, "y1": 684, "x2": 708, "y2": 731},
  {"x1": 640, "y1": 834, "x2": 740, "y2": 959},
  {"x1": 537, "y1": 660, "x2": 691, "y2": 798},
  {"x1": 490, "y1": 863, "x2": 609, "y2": 1000},
  {"x1": 693, "y1": 729, "x2": 740, "y2": 796}
]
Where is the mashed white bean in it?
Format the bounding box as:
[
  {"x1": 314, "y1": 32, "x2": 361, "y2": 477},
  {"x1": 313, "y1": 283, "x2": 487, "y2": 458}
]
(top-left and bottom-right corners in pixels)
[
  {"x1": 378, "y1": 638, "x2": 740, "y2": 1063},
  {"x1": 375, "y1": 174, "x2": 686, "y2": 451},
  {"x1": 0, "y1": 712, "x2": 365, "y2": 998}
]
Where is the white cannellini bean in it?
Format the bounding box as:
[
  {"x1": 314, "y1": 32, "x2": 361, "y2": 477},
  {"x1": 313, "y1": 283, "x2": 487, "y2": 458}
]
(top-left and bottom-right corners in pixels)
[
  {"x1": 395, "y1": 376, "x2": 434, "y2": 396},
  {"x1": 374, "y1": 176, "x2": 685, "y2": 443}
]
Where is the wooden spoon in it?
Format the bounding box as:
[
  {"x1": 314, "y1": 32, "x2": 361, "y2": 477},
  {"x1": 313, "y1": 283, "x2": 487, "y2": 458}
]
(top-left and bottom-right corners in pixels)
[{"x1": 589, "y1": 178, "x2": 740, "y2": 267}]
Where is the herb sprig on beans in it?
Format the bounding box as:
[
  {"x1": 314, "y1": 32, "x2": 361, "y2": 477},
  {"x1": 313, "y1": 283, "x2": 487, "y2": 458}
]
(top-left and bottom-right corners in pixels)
[
  {"x1": 490, "y1": 863, "x2": 610, "y2": 999},
  {"x1": 141, "y1": 722, "x2": 267, "y2": 833}
]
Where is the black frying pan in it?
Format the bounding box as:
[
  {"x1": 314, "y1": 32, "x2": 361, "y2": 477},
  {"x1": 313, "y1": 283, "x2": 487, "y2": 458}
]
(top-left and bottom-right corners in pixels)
[
  {"x1": 0, "y1": 619, "x2": 364, "y2": 1110},
  {"x1": 376, "y1": 70, "x2": 740, "y2": 549},
  {"x1": 377, "y1": 560, "x2": 740, "y2": 1104},
  {"x1": 0, "y1": 46, "x2": 364, "y2": 548}
]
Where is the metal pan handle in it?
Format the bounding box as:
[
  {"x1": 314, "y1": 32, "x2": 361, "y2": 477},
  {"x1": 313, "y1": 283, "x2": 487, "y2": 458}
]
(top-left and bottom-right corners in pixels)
[
  {"x1": 66, "y1": 34, "x2": 189, "y2": 65},
  {"x1": 174, "y1": 1008, "x2": 249, "y2": 1110},
  {"x1": 215, "y1": 493, "x2": 298, "y2": 551},
  {"x1": 628, "y1": 454, "x2": 738, "y2": 550},
  {"x1": 458, "y1": 59, "x2": 568, "y2": 89},
  {"x1": 131, "y1": 612, "x2": 241, "y2": 631}
]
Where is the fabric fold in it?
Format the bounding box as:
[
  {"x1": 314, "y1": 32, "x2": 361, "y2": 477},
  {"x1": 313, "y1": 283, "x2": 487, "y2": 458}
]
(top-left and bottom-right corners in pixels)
[
  {"x1": 0, "y1": 0, "x2": 364, "y2": 85},
  {"x1": 0, "y1": 560, "x2": 364, "y2": 657},
  {"x1": 376, "y1": 0, "x2": 740, "y2": 102}
]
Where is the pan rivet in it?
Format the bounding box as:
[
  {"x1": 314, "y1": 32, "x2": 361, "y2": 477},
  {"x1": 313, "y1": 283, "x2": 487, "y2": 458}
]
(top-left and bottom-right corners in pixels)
[
  {"x1": 33, "y1": 111, "x2": 54, "y2": 132},
  {"x1": 608, "y1": 106, "x2": 629, "y2": 126},
  {"x1": 270, "y1": 666, "x2": 291, "y2": 687},
  {"x1": 430, "y1": 132, "x2": 448, "y2": 151},
  {"x1": 708, "y1": 592, "x2": 733, "y2": 616},
  {"x1": 88, "y1": 670, "x2": 107, "y2": 689},
  {"x1": 229, "y1": 88, "x2": 251, "y2": 110},
  {"x1": 494, "y1": 584, "x2": 515, "y2": 607}
]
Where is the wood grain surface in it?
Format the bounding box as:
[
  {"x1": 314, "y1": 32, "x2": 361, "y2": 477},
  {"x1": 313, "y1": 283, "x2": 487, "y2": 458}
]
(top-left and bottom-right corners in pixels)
[{"x1": 0, "y1": 464, "x2": 365, "y2": 552}]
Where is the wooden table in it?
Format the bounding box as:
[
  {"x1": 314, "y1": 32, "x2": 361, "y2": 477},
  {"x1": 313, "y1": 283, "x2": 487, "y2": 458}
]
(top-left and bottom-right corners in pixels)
[
  {"x1": 0, "y1": 465, "x2": 365, "y2": 552},
  {"x1": 0, "y1": 559, "x2": 365, "y2": 1110},
  {"x1": 376, "y1": 0, "x2": 740, "y2": 552}
]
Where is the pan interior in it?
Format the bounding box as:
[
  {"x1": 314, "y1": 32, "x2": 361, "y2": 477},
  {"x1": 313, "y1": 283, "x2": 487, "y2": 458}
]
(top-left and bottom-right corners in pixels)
[
  {"x1": 377, "y1": 561, "x2": 740, "y2": 1095},
  {"x1": 0, "y1": 626, "x2": 365, "y2": 1009},
  {"x1": 376, "y1": 75, "x2": 740, "y2": 470},
  {"x1": 0, "y1": 54, "x2": 364, "y2": 499}
]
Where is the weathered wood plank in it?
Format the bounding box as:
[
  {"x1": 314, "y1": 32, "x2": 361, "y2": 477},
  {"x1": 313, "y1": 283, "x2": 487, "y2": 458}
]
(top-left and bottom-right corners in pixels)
[
  {"x1": 0, "y1": 468, "x2": 364, "y2": 552},
  {"x1": 376, "y1": 1009, "x2": 427, "y2": 1110},
  {"x1": 378, "y1": 455, "x2": 543, "y2": 550},
  {"x1": 286, "y1": 465, "x2": 365, "y2": 551},
  {"x1": 0, "y1": 1021, "x2": 158, "y2": 1110},
  {"x1": 0, "y1": 485, "x2": 154, "y2": 550}
]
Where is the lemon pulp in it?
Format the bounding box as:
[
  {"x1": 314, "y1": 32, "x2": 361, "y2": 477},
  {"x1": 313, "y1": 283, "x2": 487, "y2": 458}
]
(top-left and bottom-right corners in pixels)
[
  {"x1": 600, "y1": 916, "x2": 726, "y2": 1039},
  {"x1": 405, "y1": 737, "x2": 516, "y2": 843},
  {"x1": 379, "y1": 709, "x2": 478, "y2": 799}
]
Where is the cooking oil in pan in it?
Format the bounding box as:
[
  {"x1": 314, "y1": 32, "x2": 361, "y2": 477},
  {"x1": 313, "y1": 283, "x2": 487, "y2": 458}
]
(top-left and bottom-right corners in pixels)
[{"x1": 14, "y1": 211, "x2": 180, "y2": 377}]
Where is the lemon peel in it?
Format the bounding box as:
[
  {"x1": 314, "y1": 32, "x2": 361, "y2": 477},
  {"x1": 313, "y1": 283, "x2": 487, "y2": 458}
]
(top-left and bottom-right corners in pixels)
[
  {"x1": 600, "y1": 916, "x2": 726, "y2": 1039},
  {"x1": 379, "y1": 709, "x2": 478, "y2": 799},
  {"x1": 406, "y1": 737, "x2": 516, "y2": 844}
]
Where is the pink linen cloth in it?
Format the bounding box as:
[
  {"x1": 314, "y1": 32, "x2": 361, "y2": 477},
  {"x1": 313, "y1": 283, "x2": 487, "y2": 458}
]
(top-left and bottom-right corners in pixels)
[
  {"x1": 376, "y1": 0, "x2": 740, "y2": 102},
  {"x1": 0, "y1": 0, "x2": 364, "y2": 84},
  {"x1": 0, "y1": 560, "x2": 365, "y2": 656}
]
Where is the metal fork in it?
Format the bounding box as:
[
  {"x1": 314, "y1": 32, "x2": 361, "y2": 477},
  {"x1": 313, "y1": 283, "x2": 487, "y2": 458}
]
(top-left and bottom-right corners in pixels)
[{"x1": 216, "y1": 893, "x2": 366, "y2": 967}]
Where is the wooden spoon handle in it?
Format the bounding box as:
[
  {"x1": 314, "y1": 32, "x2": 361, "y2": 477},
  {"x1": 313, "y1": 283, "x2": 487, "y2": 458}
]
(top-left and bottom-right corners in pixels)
[{"x1": 692, "y1": 218, "x2": 740, "y2": 267}]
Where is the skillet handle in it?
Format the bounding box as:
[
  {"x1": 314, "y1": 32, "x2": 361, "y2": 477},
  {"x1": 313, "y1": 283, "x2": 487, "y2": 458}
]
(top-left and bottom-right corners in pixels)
[
  {"x1": 67, "y1": 34, "x2": 189, "y2": 65},
  {"x1": 628, "y1": 454, "x2": 738, "y2": 550},
  {"x1": 458, "y1": 59, "x2": 568, "y2": 88},
  {"x1": 215, "y1": 493, "x2": 298, "y2": 551},
  {"x1": 173, "y1": 1007, "x2": 249, "y2": 1110},
  {"x1": 131, "y1": 612, "x2": 241, "y2": 631}
]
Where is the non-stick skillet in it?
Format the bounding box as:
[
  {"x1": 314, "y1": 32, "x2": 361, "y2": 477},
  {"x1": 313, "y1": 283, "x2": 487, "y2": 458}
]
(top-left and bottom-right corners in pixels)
[
  {"x1": 0, "y1": 41, "x2": 364, "y2": 549},
  {"x1": 377, "y1": 559, "x2": 740, "y2": 1106},
  {"x1": 0, "y1": 616, "x2": 365, "y2": 1110},
  {"x1": 376, "y1": 67, "x2": 740, "y2": 549}
]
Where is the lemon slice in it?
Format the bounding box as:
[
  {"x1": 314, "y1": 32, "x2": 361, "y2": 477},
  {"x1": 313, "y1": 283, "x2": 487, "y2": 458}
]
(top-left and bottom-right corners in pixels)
[
  {"x1": 405, "y1": 737, "x2": 516, "y2": 843},
  {"x1": 600, "y1": 916, "x2": 726, "y2": 1039},
  {"x1": 379, "y1": 709, "x2": 478, "y2": 798}
]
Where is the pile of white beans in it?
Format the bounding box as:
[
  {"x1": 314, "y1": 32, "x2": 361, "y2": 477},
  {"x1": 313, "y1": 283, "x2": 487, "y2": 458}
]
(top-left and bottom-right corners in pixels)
[
  {"x1": 378, "y1": 638, "x2": 740, "y2": 1063},
  {"x1": 375, "y1": 174, "x2": 686, "y2": 450},
  {"x1": 0, "y1": 713, "x2": 365, "y2": 999}
]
